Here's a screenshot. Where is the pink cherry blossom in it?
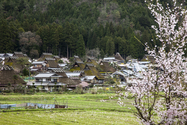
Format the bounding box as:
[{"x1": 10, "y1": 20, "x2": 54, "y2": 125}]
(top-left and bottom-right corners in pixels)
[{"x1": 118, "y1": 0, "x2": 187, "y2": 124}]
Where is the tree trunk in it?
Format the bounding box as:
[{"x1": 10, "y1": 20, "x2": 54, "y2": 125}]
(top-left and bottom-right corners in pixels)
[{"x1": 67, "y1": 45, "x2": 68, "y2": 59}]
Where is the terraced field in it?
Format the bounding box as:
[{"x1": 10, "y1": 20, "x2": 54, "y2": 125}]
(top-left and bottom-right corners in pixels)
[{"x1": 0, "y1": 93, "x2": 140, "y2": 125}]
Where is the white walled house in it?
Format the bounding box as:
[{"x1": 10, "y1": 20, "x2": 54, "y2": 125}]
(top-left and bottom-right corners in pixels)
[
  {"x1": 31, "y1": 61, "x2": 46, "y2": 71},
  {"x1": 31, "y1": 73, "x2": 65, "y2": 91}
]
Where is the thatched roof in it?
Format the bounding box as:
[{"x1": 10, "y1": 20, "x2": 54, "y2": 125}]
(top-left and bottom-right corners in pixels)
[
  {"x1": 46, "y1": 59, "x2": 59, "y2": 68},
  {"x1": 38, "y1": 53, "x2": 53, "y2": 61},
  {"x1": 13, "y1": 52, "x2": 24, "y2": 57},
  {"x1": 84, "y1": 64, "x2": 104, "y2": 80},
  {"x1": 45, "y1": 58, "x2": 59, "y2": 68},
  {"x1": 54, "y1": 72, "x2": 80, "y2": 86},
  {"x1": 115, "y1": 53, "x2": 124, "y2": 61},
  {"x1": 74, "y1": 55, "x2": 82, "y2": 62},
  {"x1": 0, "y1": 65, "x2": 26, "y2": 87},
  {"x1": 70, "y1": 61, "x2": 85, "y2": 71},
  {"x1": 5, "y1": 56, "x2": 18, "y2": 62},
  {"x1": 5, "y1": 57, "x2": 30, "y2": 72},
  {"x1": 23, "y1": 54, "x2": 28, "y2": 57},
  {"x1": 54, "y1": 56, "x2": 60, "y2": 59},
  {"x1": 142, "y1": 54, "x2": 156, "y2": 64},
  {"x1": 52, "y1": 68, "x2": 80, "y2": 86},
  {"x1": 99, "y1": 61, "x2": 116, "y2": 73},
  {"x1": 87, "y1": 58, "x2": 98, "y2": 66}
]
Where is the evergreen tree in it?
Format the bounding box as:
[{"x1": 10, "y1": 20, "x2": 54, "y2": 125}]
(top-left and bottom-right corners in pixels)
[
  {"x1": 100, "y1": 49, "x2": 105, "y2": 59},
  {"x1": 76, "y1": 34, "x2": 85, "y2": 57},
  {"x1": 0, "y1": 19, "x2": 15, "y2": 53},
  {"x1": 106, "y1": 37, "x2": 115, "y2": 56}
]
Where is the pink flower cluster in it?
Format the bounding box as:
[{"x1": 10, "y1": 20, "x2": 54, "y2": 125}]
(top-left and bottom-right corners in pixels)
[{"x1": 118, "y1": 0, "x2": 187, "y2": 124}]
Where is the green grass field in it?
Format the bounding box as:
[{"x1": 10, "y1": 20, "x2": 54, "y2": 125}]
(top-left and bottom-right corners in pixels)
[{"x1": 0, "y1": 93, "x2": 140, "y2": 125}]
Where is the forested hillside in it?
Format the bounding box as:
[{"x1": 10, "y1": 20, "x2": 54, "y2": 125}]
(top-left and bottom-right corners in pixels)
[{"x1": 0, "y1": 0, "x2": 186, "y2": 59}]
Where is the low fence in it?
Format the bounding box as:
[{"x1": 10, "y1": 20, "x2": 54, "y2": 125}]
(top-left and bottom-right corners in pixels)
[{"x1": 0, "y1": 98, "x2": 68, "y2": 110}]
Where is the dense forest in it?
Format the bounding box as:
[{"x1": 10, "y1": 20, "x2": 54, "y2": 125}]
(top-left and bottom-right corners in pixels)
[{"x1": 0, "y1": 0, "x2": 186, "y2": 59}]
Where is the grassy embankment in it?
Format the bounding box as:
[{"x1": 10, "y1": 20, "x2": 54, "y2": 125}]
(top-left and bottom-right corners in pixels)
[{"x1": 0, "y1": 93, "x2": 140, "y2": 125}]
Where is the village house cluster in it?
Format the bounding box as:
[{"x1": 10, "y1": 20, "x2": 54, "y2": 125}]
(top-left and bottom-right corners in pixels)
[{"x1": 0, "y1": 52, "x2": 158, "y2": 92}]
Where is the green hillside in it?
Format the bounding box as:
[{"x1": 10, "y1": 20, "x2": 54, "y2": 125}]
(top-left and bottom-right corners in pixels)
[{"x1": 0, "y1": 0, "x2": 185, "y2": 59}]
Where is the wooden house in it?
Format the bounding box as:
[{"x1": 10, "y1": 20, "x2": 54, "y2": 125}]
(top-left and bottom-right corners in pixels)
[
  {"x1": 99, "y1": 61, "x2": 116, "y2": 76},
  {"x1": 45, "y1": 58, "x2": 59, "y2": 69},
  {"x1": 4, "y1": 56, "x2": 30, "y2": 73},
  {"x1": 74, "y1": 55, "x2": 82, "y2": 62},
  {"x1": 115, "y1": 53, "x2": 125, "y2": 63},
  {"x1": 32, "y1": 73, "x2": 64, "y2": 91},
  {"x1": 13, "y1": 52, "x2": 24, "y2": 57},
  {"x1": 70, "y1": 61, "x2": 85, "y2": 72},
  {"x1": 4, "y1": 56, "x2": 19, "y2": 72},
  {"x1": 38, "y1": 53, "x2": 53, "y2": 61},
  {"x1": 4, "y1": 56, "x2": 18, "y2": 64},
  {"x1": 82, "y1": 76, "x2": 97, "y2": 84},
  {"x1": 83, "y1": 64, "x2": 104, "y2": 83},
  {"x1": 31, "y1": 61, "x2": 46, "y2": 71},
  {"x1": 142, "y1": 54, "x2": 155, "y2": 64},
  {"x1": 52, "y1": 69, "x2": 81, "y2": 89},
  {"x1": 86, "y1": 57, "x2": 98, "y2": 66},
  {"x1": 0, "y1": 65, "x2": 26, "y2": 90},
  {"x1": 53, "y1": 55, "x2": 60, "y2": 62}
]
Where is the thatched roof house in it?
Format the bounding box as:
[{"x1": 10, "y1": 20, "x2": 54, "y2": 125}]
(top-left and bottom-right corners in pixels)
[
  {"x1": 115, "y1": 53, "x2": 125, "y2": 61},
  {"x1": 99, "y1": 61, "x2": 116, "y2": 73},
  {"x1": 70, "y1": 61, "x2": 85, "y2": 72},
  {"x1": 38, "y1": 53, "x2": 53, "y2": 61},
  {"x1": 74, "y1": 55, "x2": 82, "y2": 62},
  {"x1": 13, "y1": 52, "x2": 24, "y2": 57},
  {"x1": 4, "y1": 56, "x2": 19, "y2": 71},
  {"x1": 53, "y1": 55, "x2": 60, "y2": 62},
  {"x1": 4, "y1": 56, "x2": 30, "y2": 73},
  {"x1": 142, "y1": 54, "x2": 155, "y2": 64},
  {"x1": 84, "y1": 64, "x2": 104, "y2": 80},
  {"x1": 86, "y1": 57, "x2": 98, "y2": 66},
  {"x1": 4, "y1": 56, "x2": 18, "y2": 63},
  {"x1": 52, "y1": 69, "x2": 80, "y2": 88},
  {"x1": 0, "y1": 65, "x2": 26, "y2": 87},
  {"x1": 45, "y1": 58, "x2": 59, "y2": 68}
]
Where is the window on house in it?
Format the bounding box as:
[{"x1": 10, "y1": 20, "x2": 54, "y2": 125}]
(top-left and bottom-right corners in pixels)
[{"x1": 54, "y1": 79, "x2": 57, "y2": 82}]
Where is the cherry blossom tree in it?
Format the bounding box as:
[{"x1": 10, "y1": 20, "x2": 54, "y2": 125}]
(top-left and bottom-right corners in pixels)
[{"x1": 118, "y1": 0, "x2": 187, "y2": 124}]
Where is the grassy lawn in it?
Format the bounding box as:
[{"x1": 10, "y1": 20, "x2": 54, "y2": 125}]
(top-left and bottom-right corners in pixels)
[{"x1": 0, "y1": 93, "x2": 140, "y2": 125}]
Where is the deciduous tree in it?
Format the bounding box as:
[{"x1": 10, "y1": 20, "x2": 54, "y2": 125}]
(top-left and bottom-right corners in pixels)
[{"x1": 118, "y1": 0, "x2": 187, "y2": 124}]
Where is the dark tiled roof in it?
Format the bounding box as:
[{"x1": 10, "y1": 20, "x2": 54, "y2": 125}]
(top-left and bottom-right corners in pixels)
[{"x1": 52, "y1": 68, "x2": 64, "y2": 73}]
